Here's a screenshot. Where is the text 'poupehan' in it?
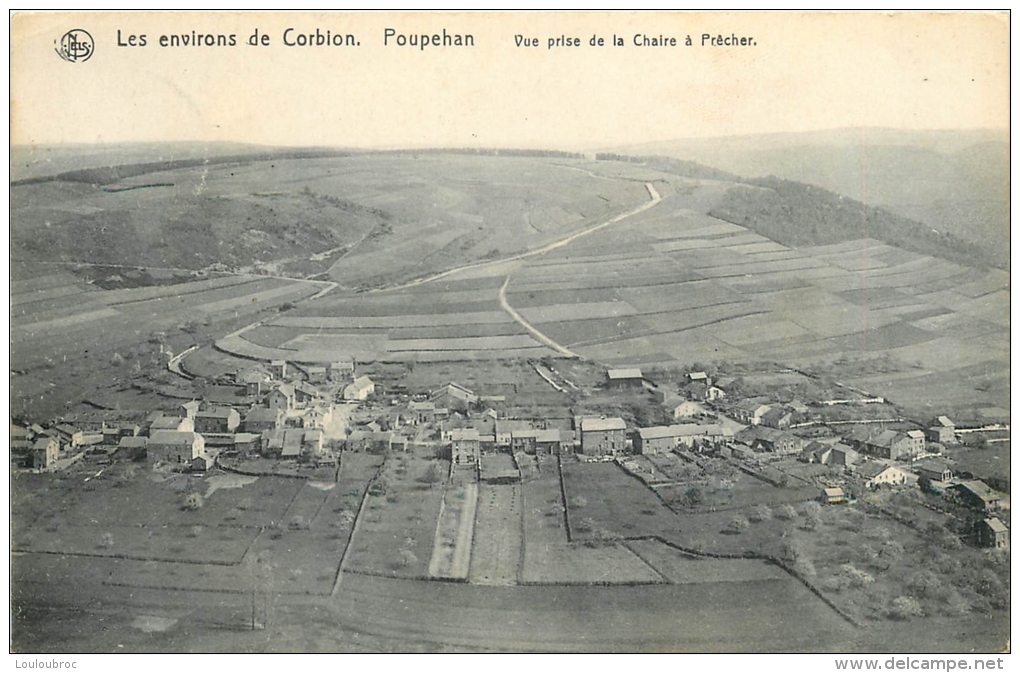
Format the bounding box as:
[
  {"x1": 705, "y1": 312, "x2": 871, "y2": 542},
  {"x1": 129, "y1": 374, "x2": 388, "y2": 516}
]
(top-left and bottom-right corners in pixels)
[{"x1": 384, "y1": 29, "x2": 475, "y2": 50}]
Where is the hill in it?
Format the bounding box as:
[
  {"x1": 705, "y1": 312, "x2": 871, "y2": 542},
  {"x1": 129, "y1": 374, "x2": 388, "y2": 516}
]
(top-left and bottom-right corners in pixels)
[
  {"x1": 707, "y1": 178, "x2": 996, "y2": 271},
  {"x1": 606, "y1": 128, "x2": 1009, "y2": 268}
]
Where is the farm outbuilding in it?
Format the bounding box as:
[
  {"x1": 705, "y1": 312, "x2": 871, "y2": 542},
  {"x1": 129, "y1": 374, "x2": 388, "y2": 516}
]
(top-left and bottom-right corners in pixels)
[
  {"x1": 606, "y1": 368, "x2": 644, "y2": 388},
  {"x1": 821, "y1": 487, "x2": 848, "y2": 504}
]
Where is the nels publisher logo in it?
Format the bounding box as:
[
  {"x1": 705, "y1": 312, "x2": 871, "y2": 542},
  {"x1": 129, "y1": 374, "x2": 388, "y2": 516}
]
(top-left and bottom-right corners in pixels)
[{"x1": 55, "y1": 29, "x2": 94, "y2": 63}]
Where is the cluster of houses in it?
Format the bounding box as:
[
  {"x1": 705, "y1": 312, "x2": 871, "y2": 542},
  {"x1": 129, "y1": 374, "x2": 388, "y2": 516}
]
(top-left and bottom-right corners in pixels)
[
  {"x1": 13, "y1": 359, "x2": 1008, "y2": 548},
  {"x1": 13, "y1": 358, "x2": 367, "y2": 472}
]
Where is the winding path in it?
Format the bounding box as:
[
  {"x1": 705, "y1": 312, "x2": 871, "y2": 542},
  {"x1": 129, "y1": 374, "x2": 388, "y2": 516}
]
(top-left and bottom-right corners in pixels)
[
  {"x1": 494, "y1": 182, "x2": 661, "y2": 359},
  {"x1": 377, "y1": 182, "x2": 662, "y2": 292},
  {"x1": 499, "y1": 275, "x2": 579, "y2": 359}
]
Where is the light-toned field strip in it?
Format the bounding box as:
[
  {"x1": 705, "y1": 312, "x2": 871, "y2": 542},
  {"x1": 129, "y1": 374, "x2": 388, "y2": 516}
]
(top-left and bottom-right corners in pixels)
[
  {"x1": 10, "y1": 273, "x2": 81, "y2": 294},
  {"x1": 520, "y1": 301, "x2": 639, "y2": 324},
  {"x1": 194, "y1": 282, "x2": 315, "y2": 313},
  {"x1": 14, "y1": 307, "x2": 122, "y2": 333},
  {"x1": 10, "y1": 283, "x2": 86, "y2": 306},
  {"x1": 94, "y1": 275, "x2": 259, "y2": 306},
  {"x1": 273, "y1": 311, "x2": 513, "y2": 329},
  {"x1": 385, "y1": 335, "x2": 542, "y2": 351}
]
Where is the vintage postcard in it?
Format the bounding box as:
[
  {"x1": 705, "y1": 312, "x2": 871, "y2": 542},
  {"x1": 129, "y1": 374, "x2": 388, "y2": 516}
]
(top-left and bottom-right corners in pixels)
[{"x1": 8, "y1": 11, "x2": 1010, "y2": 656}]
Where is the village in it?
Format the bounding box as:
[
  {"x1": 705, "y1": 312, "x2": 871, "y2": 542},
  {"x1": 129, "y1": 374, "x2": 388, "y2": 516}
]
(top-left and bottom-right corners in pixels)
[{"x1": 11, "y1": 351, "x2": 1010, "y2": 554}]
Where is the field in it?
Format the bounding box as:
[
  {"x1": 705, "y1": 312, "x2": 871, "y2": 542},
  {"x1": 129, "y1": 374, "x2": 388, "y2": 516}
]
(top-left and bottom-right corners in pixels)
[
  {"x1": 469, "y1": 480, "x2": 523, "y2": 585},
  {"x1": 11, "y1": 456, "x2": 375, "y2": 597},
  {"x1": 15, "y1": 151, "x2": 1004, "y2": 422},
  {"x1": 10, "y1": 149, "x2": 1010, "y2": 652},
  {"x1": 342, "y1": 450, "x2": 449, "y2": 579},
  {"x1": 10, "y1": 266, "x2": 323, "y2": 421}
]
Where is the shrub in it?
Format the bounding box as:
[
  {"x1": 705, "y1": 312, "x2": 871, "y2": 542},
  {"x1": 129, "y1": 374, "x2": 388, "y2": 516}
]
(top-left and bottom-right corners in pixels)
[
  {"x1": 183, "y1": 492, "x2": 204, "y2": 511},
  {"x1": 888, "y1": 596, "x2": 924, "y2": 620},
  {"x1": 908, "y1": 570, "x2": 945, "y2": 599},
  {"x1": 684, "y1": 486, "x2": 703, "y2": 506},
  {"x1": 801, "y1": 501, "x2": 822, "y2": 529},
  {"x1": 841, "y1": 563, "x2": 874, "y2": 588},
  {"x1": 749, "y1": 504, "x2": 773, "y2": 523},
  {"x1": 776, "y1": 504, "x2": 798, "y2": 521},
  {"x1": 792, "y1": 558, "x2": 816, "y2": 577},
  {"x1": 726, "y1": 515, "x2": 750, "y2": 534},
  {"x1": 821, "y1": 575, "x2": 847, "y2": 592}
]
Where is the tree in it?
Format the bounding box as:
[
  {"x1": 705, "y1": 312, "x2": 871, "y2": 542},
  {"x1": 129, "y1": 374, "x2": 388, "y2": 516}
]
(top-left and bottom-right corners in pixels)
[
  {"x1": 99, "y1": 532, "x2": 114, "y2": 549},
  {"x1": 420, "y1": 463, "x2": 442, "y2": 486}
]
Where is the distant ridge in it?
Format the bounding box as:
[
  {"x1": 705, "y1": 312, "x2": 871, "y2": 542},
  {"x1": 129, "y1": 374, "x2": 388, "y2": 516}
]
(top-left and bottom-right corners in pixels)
[{"x1": 603, "y1": 127, "x2": 1009, "y2": 269}]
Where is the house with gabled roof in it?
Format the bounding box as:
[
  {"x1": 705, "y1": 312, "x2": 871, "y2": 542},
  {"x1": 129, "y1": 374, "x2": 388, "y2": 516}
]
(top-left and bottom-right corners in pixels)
[
  {"x1": 149, "y1": 415, "x2": 195, "y2": 434},
  {"x1": 926, "y1": 416, "x2": 957, "y2": 444},
  {"x1": 32, "y1": 437, "x2": 59, "y2": 469},
  {"x1": 431, "y1": 382, "x2": 479, "y2": 411},
  {"x1": 244, "y1": 407, "x2": 282, "y2": 433},
  {"x1": 847, "y1": 426, "x2": 923, "y2": 461},
  {"x1": 194, "y1": 407, "x2": 241, "y2": 434},
  {"x1": 634, "y1": 424, "x2": 728, "y2": 455},
  {"x1": 951, "y1": 480, "x2": 1002, "y2": 512},
  {"x1": 760, "y1": 407, "x2": 793, "y2": 429},
  {"x1": 607, "y1": 368, "x2": 644, "y2": 388},
  {"x1": 343, "y1": 376, "x2": 375, "y2": 401},
  {"x1": 857, "y1": 461, "x2": 917, "y2": 489},
  {"x1": 912, "y1": 457, "x2": 954, "y2": 483},
  {"x1": 737, "y1": 426, "x2": 800, "y2": 455},
  {"x1": 329, "y1": 361, "x2": 355, "y2": 382},
  {"x1": 734, "y1": 399, "x2": 771, "y2": 426},
  {"x1": 147, "y1": 431, "x2": 205, "y2": 465},
  {"x1": 977, "y1": 517, "x2": 1009, "y2": 549},
  {"x1": 266, "y1": 385, "x2": 296, "y2": 412},
  {"x1": 579, "y1": 417, "x2": 627, "y2": 456},
  {"x1": 241, "y1": 369, "x2": 270, "y2": 397}
]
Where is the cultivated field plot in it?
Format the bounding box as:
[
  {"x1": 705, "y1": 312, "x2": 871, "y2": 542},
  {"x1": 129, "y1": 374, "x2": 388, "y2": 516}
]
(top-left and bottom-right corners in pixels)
[
  {"x1": 561, "y1": 462, "x2": 680, "y2": 541},
  {"x1": 10, "y1": 459, "x2": 380, "y2": 596},
  {"x1": 428, "y1": 480, "x2": 478, "y2": 580},
  {"x1": 93, "y1": 275, "x2": 260, "y2": 306},
  {"x1": 343, "y1": 452, "x2": 449, "y2": 579},
  {"x1": 331, "y1": 567, "x2": 854, "y2": 653},
  {"x1": 625, "y1": 540, "x2": 787, "y2": 584},
  {"x1": 273, "y1": 311, "x2": 513, "y2": 329},
  {"x1": 470, "y1": 481, "x2": 523, "y2": 585},
  {"x1": 518, "y1": 457, "x2": 660, "y2": 585}
]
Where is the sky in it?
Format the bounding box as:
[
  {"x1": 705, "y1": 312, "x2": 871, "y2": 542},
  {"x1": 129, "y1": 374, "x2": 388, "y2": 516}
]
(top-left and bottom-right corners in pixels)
[{"x1": 10, "y1": 11, "x2": 1010, "y2": 150}]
